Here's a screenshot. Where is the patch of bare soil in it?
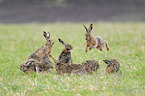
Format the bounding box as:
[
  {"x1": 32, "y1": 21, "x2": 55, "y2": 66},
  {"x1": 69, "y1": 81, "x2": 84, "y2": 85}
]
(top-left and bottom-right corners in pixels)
[{"x1": 0, "y1": 1, "x2": 145, "y2": 23}]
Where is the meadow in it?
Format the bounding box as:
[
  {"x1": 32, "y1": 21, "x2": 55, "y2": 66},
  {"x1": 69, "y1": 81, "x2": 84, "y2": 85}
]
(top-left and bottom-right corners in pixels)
[{"x1": 0, "y1": 23, "x2": 144, "y2": 96}]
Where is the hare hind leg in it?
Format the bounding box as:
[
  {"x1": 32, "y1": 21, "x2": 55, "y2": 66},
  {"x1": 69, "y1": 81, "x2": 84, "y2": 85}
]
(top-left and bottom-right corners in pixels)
[{"x1": 104, "y1": 40, "x2": 109, "y2": 51}]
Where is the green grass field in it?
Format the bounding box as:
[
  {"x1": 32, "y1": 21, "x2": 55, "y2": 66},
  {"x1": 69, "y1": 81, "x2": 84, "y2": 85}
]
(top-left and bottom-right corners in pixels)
[{"x1": 0, "y1": 23, "x2": 145, "y2": 96}]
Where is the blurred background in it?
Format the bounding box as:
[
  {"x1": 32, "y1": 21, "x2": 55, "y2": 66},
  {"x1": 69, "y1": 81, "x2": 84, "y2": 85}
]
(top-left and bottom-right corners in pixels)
[{"x1": 0, "y1": 0, "x2": 145, "y2": 23}]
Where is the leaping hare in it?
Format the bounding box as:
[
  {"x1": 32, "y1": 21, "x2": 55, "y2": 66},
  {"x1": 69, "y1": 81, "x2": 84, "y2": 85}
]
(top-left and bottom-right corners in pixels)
[
  {"x1": 103, "y1": 59, "x2": 120, "y2": 74},
  {"x1": 83, "y1": 23, "x2": 109, "y2": 52},
  {"x1": 58, "y1": 38, "x2": 73, "y2": 65},
  {"x1": 27, "y1": 31, "x2": 54, "y2": 61}
]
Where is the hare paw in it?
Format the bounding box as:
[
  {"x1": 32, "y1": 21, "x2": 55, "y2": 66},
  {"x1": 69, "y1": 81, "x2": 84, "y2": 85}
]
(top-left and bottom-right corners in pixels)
[{"x1": 89, "y1": 48, "x2": 92, "y2": 50}]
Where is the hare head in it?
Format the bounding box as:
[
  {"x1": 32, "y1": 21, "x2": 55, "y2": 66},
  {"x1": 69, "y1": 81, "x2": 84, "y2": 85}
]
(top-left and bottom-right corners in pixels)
[
  {"x1": 20, "y1": 60, "x2": 40, "y2": 73},
  {"x1": 83, "y1": 23, "x2": 93, "y2": 40},
  {"x1": 43, "y1": 31, "x2": 54, "y2": 46},
  {"x1": 20, "y1": 63, "x2": 35, "y2": 73},
  {"x1": 103, "y1": 59, "x2": 120, "y2": 73},
  {"x1": 58, "y1": 38, "x2": 73, "y2": 51},
  {"x1": 20, "y1": 64, "x2": 30, "y2": 73}
]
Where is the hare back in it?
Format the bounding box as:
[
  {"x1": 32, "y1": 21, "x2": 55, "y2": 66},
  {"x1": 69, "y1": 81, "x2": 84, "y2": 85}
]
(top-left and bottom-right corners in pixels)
[
  {"x1": 84, "y1": 60, "x2": 99, "y2": 68},
  {"x1": 71, "y1": 64, "x2": 84, "y2": 69},
  {"x1": 82, "y1": 60, "x2": 99, "y2": 72},
  {"x1": 95, "y1": 36, "x2": 104, "y2": 47},
  {"x1": 41, "y1": 59, "x2": 53, "y2": 70},
  {"x1": 70, "y1": 64, "x2": 86, "y2": 75},
  {"x1": 55, "y1": 63, "x2": 72, "y2": 74},
  {"x1": 28, "y1": 45, "x2": 52, "y2": 61}
]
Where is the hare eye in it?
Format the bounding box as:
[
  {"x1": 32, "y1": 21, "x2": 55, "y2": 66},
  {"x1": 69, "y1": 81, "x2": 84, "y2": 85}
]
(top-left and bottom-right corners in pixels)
[{"x1": 107, "y1": 64, "x2": 110, "y2": 67}]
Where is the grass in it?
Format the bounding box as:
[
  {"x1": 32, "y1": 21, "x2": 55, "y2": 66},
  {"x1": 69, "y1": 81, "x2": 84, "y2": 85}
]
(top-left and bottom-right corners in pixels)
[{"x1": 0, "y1": 22, "x2": 145, "y2": 96}]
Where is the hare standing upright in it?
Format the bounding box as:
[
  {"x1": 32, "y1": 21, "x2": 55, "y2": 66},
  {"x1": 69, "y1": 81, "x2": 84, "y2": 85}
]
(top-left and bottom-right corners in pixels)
[
  {"x1": 103, "y1": 59, "x2": 120, "y2": 74},
  {"x1": 58, "y1": 38, "x2": 73, "y2": 65},
  {"x1": 83, "y1": 23, "x2": 109, "y2": 52},
  {"x1": 27, "y1": 31, "x2": 54, "y2": 61}
]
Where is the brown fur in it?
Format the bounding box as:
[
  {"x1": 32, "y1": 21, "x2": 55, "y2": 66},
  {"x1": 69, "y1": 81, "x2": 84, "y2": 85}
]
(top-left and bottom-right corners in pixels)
[
  {"x1": 20, "y1": 31, "x2": 54, "y2": 73},
  {"x1": 103, "y1": 59, "x2": 120, "y2": 74},
  {"x1": 20, "y1": 55, "x2": 53, "y2": 73},
  {"x1": 50, "y1": 55, "x2": 86, "y2": 75},
  {"x1": 27, "y1": 31, "x2": 54, "y2": 61},
  {"x1": 55, "y1": 63, "x2": 86, "y2": 75},
  {"x1": 83, "y1": 23, "x2": 109, "y2": 52},
  {"x1": 82, "y1": 60, "x2": 99, "y2": 74},
  {"x1": 39, "y1": 55, "x2": 53, "y2": 73},
  {"x1": 19, "y1": 60, "x2": 40, "y2": 73},
  {"x1": 58, "y1": 38, "x2": 73, "y2": 65}
]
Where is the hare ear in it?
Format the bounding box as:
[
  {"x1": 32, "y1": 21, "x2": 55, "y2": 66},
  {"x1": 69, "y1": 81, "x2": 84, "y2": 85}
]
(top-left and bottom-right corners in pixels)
[
  {"x1": 83, "y1": 24, "x2": 88, "y2": 32},
  {"x1": 88, "y1": 23, "x2": 93, "y2": 33},
  {"x1": 43, "y1": 31, "x2": 47, "y2": 38},
  {"x1": 58, "y1": 38, "x2": 66, "y2": 46},
  {"x1": 47, "y1": 32, "x2": 50, "y2": 39},
  {"x1": 103, "y1": 59, "x2": 110, "y2": 64}
]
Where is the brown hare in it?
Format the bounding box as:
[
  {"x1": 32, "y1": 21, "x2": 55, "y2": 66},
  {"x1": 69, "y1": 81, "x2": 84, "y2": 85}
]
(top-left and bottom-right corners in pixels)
[
  {"x1": 70, "y1": 64, "x2": 86, "y2": 76},
  {"x1": 20, "y1": 55, "x2": 53, "y2": 73},
  {"x1": 27, "y1": 31, "x2": 54, "y2": 61},
  {"x1": 82, "y1": 60, "x2": 99, "y2": 74},
  {"x1": 103, "y1": 59, "x2": 120, "y2": 74},
  {"x1": 50, "y1": 54, "x2": 86, "y2": 75},
  {"x1": 58, "y1": 38, "x2": 73, "y2": 65},
  {"x1": 40, "y1": 55, "x2": 53, "y2": 73},
  {"x1": 83, "y1": 23, "x2": 109, "y2": 52},
  {"x1": 20, "y1": 60, "x2": 40, "y2": 73}
]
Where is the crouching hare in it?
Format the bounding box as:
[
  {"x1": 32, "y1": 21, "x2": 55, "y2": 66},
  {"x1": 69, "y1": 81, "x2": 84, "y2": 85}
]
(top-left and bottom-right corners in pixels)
[
  {"x1": 103, "y1": 59, "x2": 120, "y2": 74},
  {"x1": 82, "y1": 60, "x2": 99, "y2": 74},
  {"x1": 20, "y1": 55, "x2": 53, "y2": 73},
  {"x1": 20, "y1": 60, "x2": 40, "y2": 73},
  {"x1": 50, "y1": 53, "x2": 86, "y2": 76},
  {"x1": 39, "y1": 55, "x2": 53, "y2": 73},
  {"x1": 83, "y1": 23, "x2": 109, "y2": 52}
]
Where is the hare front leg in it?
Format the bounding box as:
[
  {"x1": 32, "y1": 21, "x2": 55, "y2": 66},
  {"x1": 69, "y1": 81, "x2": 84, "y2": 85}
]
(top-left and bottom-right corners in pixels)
[
  {"x1": 36, "y1": 64, "x2": 39, "y2": 74},
  {"x1": 49, "y1": 54, "x2": 54, "y2": 60},
  {"x1": 85, "y1": 41, "x2": 88, "y2": 52},
  {"x1": 89, "y1": 44, "x2": 92, "y2": 50},
  {"x1": 47, "y1": 53, "x2": 50, "y2": 59}
]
